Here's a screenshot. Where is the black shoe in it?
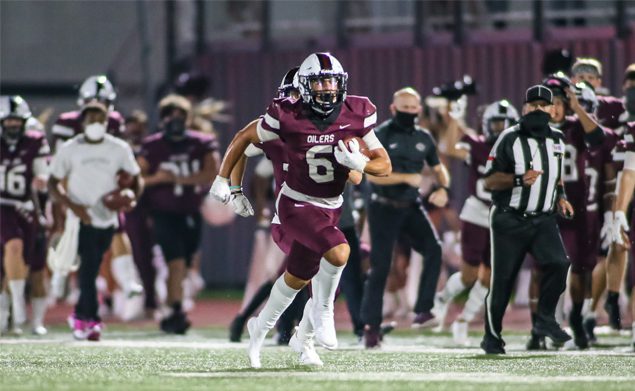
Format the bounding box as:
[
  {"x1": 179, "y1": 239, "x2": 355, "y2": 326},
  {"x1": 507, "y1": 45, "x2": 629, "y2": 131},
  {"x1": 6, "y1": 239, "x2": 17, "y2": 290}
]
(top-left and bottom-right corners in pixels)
[
  {"x1": 229, "y1": 315, "x2": 245, "y2": 342},
  {"x1": 533, "y1": 318, "x2": 571, "y2": 344},
  {"x1": 583, "y1": 316, "x2": 597, "y2": 345},
  {"x1": 379, "y1": 321, "x2": 396, "y2": 342},
  {"x1": 568, "y1": 311, "x2": 589, "y2": 350},
  {"x1": 480, "y1": 336, "x2": 506, "y2": 354},
  {"x1": 603, "y1": 297, "x2": 622, "y2": 330},
  {"x1": 526, "y1": 332, "x2": 547, "y2": 351},
  {"x1": 160, "y1": 311, "x2": 191, "y2": 335},
  {"x1": 364, "y1": 325, "x2": 381, "y2": 349}
]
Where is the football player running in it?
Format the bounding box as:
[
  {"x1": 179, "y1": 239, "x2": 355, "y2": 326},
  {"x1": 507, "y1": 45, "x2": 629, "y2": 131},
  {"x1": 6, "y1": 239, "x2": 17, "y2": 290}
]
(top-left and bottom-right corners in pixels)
[
  {"x1": 438, "y1": 99, "x2": 519, "y2": 345},
  {"x1": 0, "y1": 96, "x2": 50, "y2": 336},
  {"x1": 210, "y1": 52, "x2": 391, "y2": 368}
]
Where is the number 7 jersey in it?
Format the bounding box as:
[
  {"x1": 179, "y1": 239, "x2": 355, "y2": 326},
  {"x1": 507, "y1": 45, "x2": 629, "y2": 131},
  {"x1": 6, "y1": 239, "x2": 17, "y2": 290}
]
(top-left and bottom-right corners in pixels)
[{"x1": 257, "y1": 96, "x2": 377, "y2": 200}]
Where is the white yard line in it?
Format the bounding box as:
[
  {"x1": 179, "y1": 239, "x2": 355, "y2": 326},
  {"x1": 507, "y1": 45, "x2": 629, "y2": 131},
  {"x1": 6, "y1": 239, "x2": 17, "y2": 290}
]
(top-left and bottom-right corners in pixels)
[{"x1": 165, "y1": 371, "x2": 635, "y2": 383}]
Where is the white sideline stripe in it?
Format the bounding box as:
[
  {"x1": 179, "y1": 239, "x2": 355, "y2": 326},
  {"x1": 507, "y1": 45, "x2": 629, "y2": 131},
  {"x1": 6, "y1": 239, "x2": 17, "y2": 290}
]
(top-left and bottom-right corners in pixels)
[{"x1": 166, "y1": 371, "x2": 635, "y2": 383}]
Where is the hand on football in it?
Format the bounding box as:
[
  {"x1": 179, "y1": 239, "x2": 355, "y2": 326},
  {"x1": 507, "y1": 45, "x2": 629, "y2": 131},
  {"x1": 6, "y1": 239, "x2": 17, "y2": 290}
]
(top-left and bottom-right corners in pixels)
[
  {"x1": 231, "y1": 193, "x2": 254, "y2": 218},
  {"x1": 334, "y1": 139, "x2": 368, "y2": 172},
  {"x1": 209, "y1": 176, "x2": 231, "y2": 204}
]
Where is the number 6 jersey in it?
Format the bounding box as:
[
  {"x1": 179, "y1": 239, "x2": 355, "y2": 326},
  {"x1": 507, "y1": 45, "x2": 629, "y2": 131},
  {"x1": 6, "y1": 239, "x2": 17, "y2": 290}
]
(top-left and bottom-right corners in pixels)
[
  {"x1": 0, "y1": 130, "x2": 50, "y2": 205},
  {"x1": 257, "y1": 96, "x2": 377, "y2": 202}
]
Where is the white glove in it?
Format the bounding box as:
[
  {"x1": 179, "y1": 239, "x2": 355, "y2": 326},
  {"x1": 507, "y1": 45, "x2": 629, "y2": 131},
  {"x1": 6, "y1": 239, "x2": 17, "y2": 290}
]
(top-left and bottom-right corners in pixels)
[
  {"x1": 231, "y1": 192, "x2": 254, "y2": 217},
  {"x1": 600, "y1": 211, "x2": 613, "y2": 250},
  {"x1": 209, "y1": 176, "x2": 231, "y2": 204},
  {"x1": 334, "y1": 139, "x2": 369, "y2": 172},
  {"x1": 612, "y1": 210, "x2": 630, "y2": 245}
]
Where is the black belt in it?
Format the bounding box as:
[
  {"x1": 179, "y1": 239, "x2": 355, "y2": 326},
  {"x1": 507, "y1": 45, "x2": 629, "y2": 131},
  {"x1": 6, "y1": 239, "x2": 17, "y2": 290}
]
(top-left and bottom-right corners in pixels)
[
  {"x1": 371, "y1": 193, "x2": 417, "y2": 209},
  {"x1": 498, "y1": 206, "x2": 551, "y2": 218}
]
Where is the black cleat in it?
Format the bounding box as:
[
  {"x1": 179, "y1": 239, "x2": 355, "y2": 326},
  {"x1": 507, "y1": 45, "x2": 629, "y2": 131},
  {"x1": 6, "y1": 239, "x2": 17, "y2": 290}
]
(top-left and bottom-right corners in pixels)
[
  {"x1": 229, "y1": 315, "x2": 245, "y2": 342},
  {"x1": 569, "y1": 311, "x2": 589, "y2": 350},
  {"x1": 533, "y1": 319, "x2": 571, "y2": 344},
  {"x1": 526, "y1": 332, "x2": 547, "y2": 351},
  {"x1": 363, "y1": 325, "x2": 381, "y2": 349},
  {"x1": 379, "y1": 321, "x2": 397, "y2": 342},
  {"x1": 603, "y1": 297, "x2": 622, "y2": 330},
  {"x1": 480, "y1": 336, "x2": 506, "y2": 354},
  {"x1": 583, "y1": 316, "x2": 597, "y2": 345},
  {"x1": 160, "y1": 311, "x2": 191, "y2": 335}
]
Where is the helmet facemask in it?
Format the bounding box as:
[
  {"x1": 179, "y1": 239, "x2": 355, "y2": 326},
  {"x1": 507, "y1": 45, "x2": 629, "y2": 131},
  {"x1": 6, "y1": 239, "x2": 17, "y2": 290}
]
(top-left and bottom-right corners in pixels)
[
  {"x1": 1, "y1": 117, "x2": 26, "y2": 145},
  {"x1": 299, "y1": 73, "x2": 348, "y2": 115}
]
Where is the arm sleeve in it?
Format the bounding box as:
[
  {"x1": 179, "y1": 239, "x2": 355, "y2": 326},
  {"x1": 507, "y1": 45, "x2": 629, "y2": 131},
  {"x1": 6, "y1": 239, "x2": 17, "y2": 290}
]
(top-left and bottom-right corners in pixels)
[
  {"x1": 49, "y1": 147, "x2": 70, "y2": 180},
  {"x1": 484, "y1": 133, "x2": 513, "y2": 175},
  {"x1": 120, "y1": 144, "x2": 141, "y2": 176},
  {"x1": 256, "y1": 103, "x2": 282, "y2": 142},
  {"x1": 362, "y1": 130, "x2": 383, "y2": 150},
  {"x1": 583, "y1": 126, "x2": 605, "y2": 147},
  {"x1": 424, "y1": 134, "x2": 441, "y2": 167}
]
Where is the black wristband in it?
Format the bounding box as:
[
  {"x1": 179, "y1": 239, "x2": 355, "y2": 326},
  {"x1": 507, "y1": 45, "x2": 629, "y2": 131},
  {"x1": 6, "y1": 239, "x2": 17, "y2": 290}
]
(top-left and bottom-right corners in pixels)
[
  {"x1": 556, "y1": 184, "x2": 567, "y2": 201},
  {"x1": 514, "y1": 175, "x2": 523, "y2": 187},
  {"x1": 434, "y1": 185, "x2": 451, "y2": 197}
]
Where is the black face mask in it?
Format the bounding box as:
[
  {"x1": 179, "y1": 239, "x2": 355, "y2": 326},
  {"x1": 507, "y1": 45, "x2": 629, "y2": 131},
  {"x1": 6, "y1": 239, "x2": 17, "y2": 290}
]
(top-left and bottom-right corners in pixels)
[
  {"x1": 163, "y1": 117, "x2": 186, "y2": 141},
  {"x1": 625, "y1": 87, "x2": 635, "y2": 115},
  {"x1": 519, "y1": 110, "x2": 551, "y2": 138},
  {"x1": 1, "y1": 126, "x2": 23, "y2": 145},
  {"x1": 393, "y1": 111, "x2": 418, "y2": 129}
]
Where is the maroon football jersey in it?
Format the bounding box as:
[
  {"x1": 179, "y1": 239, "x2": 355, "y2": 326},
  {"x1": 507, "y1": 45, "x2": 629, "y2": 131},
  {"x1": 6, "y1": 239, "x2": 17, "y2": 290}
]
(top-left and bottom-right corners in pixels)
[
  {"x1": 458, "y1": 134, "x2": 494, "y2": 205},
  {"x1": 0, "y1": 131, "x2": 50, "y2": 203},
  {"x1": 559, "y1": 117, "x2": 590, "y2": 212},
  {"x1": 259, "y1": 139, "x2": 287, "y2": 197},
  {"x1": 585, "y1": 127, "x2": 618, "y2": 212},
  {"x1": 52, "y1": 110, "x2": 124, "y2": 151},
  {"x1": 596, "y1": 95, "x2": 625, "y2": 131},
  {"x1": 612, "y1": 122, "x2": 635, "y2": 171},
  {"x1": 258, "y1": 96, "x2": 376, "y2": 199},
  {"x1": 139, "y1": 130, "x2": 218, "y2": 214}
]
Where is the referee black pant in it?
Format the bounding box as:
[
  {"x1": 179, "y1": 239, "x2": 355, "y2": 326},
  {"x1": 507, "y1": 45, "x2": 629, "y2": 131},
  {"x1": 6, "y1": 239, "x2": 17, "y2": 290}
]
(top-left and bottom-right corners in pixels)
[
  {"x1": 484, "y1": 206, "x2": 569, "y2": 342},
  {"x1": 76, "y1": 223, "x2": 115, "y2": 321},
  {"x1": 361, "y1": 199, "x2": 442, "y2": 328}
]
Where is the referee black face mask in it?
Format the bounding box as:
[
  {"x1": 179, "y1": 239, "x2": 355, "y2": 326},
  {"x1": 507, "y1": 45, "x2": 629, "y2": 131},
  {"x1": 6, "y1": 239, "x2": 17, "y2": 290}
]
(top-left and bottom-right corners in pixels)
[{"x1": 519, "y1": 110, "x2": 551, "y2": 138}]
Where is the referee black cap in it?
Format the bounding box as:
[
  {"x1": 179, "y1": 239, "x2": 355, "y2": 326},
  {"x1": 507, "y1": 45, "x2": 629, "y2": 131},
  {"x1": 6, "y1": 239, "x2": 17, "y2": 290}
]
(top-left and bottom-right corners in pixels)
[{"x1": 525, "y1": 85, "x2": 553, "y2": 104}]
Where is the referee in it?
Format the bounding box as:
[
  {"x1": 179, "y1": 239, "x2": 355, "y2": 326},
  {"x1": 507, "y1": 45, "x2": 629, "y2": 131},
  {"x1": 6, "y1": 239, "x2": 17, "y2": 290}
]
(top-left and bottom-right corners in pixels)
[
  {"x1": 481, "y1": 85, "x2": 573, "y2": 354},
  {"x1": 360, "y1": 87, "x2": 450, "y2": 348}
]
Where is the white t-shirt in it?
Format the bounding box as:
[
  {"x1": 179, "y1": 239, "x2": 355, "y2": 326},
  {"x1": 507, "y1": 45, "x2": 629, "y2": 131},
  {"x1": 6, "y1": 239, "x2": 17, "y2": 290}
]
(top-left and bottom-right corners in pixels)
[{"x1": 50, "y1": 134, "x2": 140, "y2": 228}]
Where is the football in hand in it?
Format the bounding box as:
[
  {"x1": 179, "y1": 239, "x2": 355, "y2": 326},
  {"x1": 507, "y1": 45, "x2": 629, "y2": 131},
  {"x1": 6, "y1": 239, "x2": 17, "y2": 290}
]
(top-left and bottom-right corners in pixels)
[
  {"x1": 342, "y1": 136, "x2": 372, "y2": 158},
  {"x1": 102, "y1": 188, "x2": 136, "y2": 211}
]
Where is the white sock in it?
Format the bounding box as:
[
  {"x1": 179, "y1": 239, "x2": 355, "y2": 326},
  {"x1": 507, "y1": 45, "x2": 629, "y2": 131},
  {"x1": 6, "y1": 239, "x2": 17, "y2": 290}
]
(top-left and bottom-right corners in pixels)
[
  {"x1": 439, "y1": 272, "x2": 467, "y2": 303},
  {"x1": 460, "y1": 280, "x2": 488, "y2": 323},
  {"x1": 0, "y1": 292, "x2": 10, "y2": 331},
  {"x1": 111, "y1": 255, "x2": 141, "y2": 294},
  {"x1": 31, "y1": 297, "x2": 48, "y2": 328},
  {"x1": 313, "y1": 258, "x2": 344, "y2": 313},
  {"x1": 582, "y1": 298, "x2": 592, "y2": 317},
  {"x1": 297, "y1": 298, "x2": 315, "y2": 341},
  {"x1": 255, "y1": 275, "x2": 300, "y2": 331},
  {"x1": 9, "y1": 280, "x2": 27, "y2": 325}
]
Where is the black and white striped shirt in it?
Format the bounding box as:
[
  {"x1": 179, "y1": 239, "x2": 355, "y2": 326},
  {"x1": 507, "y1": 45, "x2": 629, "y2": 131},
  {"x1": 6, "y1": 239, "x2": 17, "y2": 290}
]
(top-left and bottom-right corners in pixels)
[{"x1": 485, "y1": 125, "x2": 566, "y2": 214}]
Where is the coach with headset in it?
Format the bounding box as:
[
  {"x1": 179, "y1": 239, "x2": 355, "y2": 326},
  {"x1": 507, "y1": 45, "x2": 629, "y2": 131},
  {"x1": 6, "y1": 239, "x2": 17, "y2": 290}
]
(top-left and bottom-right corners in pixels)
[{"x1": 481, "y1": 85, "x2": 591, "y2": 354}]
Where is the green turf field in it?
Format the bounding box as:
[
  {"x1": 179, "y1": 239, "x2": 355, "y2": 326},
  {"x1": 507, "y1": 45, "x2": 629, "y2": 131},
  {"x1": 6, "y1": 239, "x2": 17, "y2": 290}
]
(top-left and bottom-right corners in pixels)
[{"x1": 1, "y1": 328, "x2": 633, "y2": 391}]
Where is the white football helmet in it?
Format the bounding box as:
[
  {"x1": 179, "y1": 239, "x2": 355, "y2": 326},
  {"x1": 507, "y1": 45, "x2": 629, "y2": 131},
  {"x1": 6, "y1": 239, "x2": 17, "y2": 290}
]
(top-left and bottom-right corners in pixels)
[
  {"x1": 277, "y1": 66, "x2": 300, "y2": 99},
  {"x1": 297, "y1": 52, "x2": 348, "y2": 114},
  {"x1": 77, "y1": 75, "x2": 117, "y2": 109},
  {"x1": 0, "y1": 95, "x2": 32, "y2": 144},
  {"x1": 482, "y1": 99, "x2": 519, "y2": 141},
  {"x1": 574, "y1": 82, "x2": 599, "y2": 114}
]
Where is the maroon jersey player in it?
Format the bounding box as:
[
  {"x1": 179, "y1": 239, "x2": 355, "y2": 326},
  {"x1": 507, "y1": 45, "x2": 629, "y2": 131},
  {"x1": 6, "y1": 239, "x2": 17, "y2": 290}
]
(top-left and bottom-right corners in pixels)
[
  {"x1": 0, "y1": 96, "x2": 50, "y2": 335},
  {"x1": 210, "y1": 52, "x2": 391, "y2": 368},
  {"x1": 438, "y1": 99, "x2": 519, "y2": 345}
]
